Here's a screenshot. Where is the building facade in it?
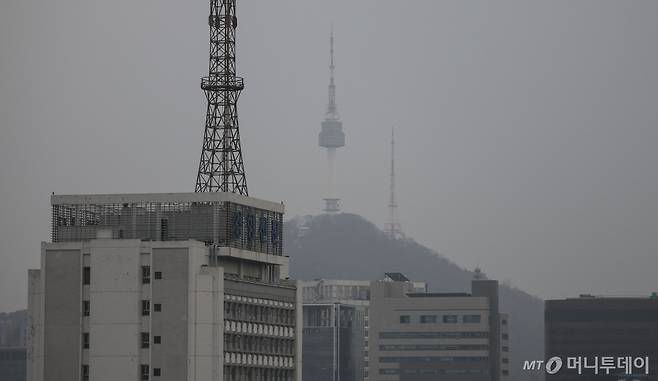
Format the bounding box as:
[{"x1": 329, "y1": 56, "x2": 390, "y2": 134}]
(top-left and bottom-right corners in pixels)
[
  {"x1": 302, "y1": 304, "x2": 364, "y2": 381},
  {"x1": 27, "y1": 192, "x2": 302, "y2": 381},
  {"x1": 546, "y1": 295, "x2": 658, "y2": 381},
  {"x1": 302, "y1": 280, "x2": 370, "y2": 381},
  {"x1": 368, "y1": 276, "x2": 509, "y2": 381},
  {"x1": 0, "y1": 347, "x2": 26, "y2": 381}
]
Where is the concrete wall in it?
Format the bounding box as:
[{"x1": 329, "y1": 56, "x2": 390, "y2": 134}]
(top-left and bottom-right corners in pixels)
[
  {"x1": 42, "y1": 246, "x2": 82, "y2": 381},
  {"x1": 27, "y1": 269, "x2": 43, "y2": 381},
  {"x1": 88, "y1": 240, "x2": 141, "y2": 381},
  {"x1": 151, "y1": 247, "x2": 189, "y2": 381}
]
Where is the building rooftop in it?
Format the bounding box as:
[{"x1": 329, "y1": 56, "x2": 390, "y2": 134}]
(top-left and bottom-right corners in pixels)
[
  {"x1": 50, "y1": 192, "x2": 284, "y2": 256},
  {"x1": 384, "y1": 272, "x2": 410, "y2": 282}
]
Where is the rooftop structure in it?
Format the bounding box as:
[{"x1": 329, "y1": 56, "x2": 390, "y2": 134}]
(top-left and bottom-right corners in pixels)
[{"x1": 50, "y1": 192, "x2": 284, "y2": 256}]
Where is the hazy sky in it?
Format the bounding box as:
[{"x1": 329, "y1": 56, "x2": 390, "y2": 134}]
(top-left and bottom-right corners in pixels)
[{"x1": 1, "y1": 0, "x2": 657, "y2": 312}]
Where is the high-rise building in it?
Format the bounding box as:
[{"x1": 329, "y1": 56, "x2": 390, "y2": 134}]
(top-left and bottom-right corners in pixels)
[
  {"x1": 302, "y1": 303, "x2": 364, "y2": 381},
  {"x1": 27, "y1": 193, "x2": 301, "y2": 381},
  {"x1": 318, "y1": 28, "x2": 346, "y2": 213},
  {"x1": 545, "y1": 295, "x2": 658, "y2": 381},
  {"x1": 367, "y1": 273, "x2": 509, "y2": 381},
  {"x1": 301, "y1": 276, "x2": 430, "y2": 381}
]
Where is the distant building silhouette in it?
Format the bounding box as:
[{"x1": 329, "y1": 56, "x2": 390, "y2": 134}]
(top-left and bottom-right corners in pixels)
[{"x1": 546, "y1": 295, "x2": 658, "y2": 380}]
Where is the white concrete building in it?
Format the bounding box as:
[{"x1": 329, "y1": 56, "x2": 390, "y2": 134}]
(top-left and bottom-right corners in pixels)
[
  {"x1": 27, "y1": 192, "x2": 302, "y2": 381},
  {"x1": 367, "y1": 275, "x2": 510, "y2": 381}
]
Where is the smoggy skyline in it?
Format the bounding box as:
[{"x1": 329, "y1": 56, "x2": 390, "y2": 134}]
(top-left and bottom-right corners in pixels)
[{"x1": 1, "y1": 0, "x2": 658, "y2": 312}]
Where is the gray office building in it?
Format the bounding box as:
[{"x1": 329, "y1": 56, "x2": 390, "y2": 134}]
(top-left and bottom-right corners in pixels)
[
  {"x1": 0, "y1": 347, "x2": 26, "y2": 381},
  {"x1": 546, "y1": 295, "x2": 658, "y2": 381},
  {"x1": 368, "y1": 273, "x2": 509, "y2": 381},
  {"x1": 27, "y1": 192, "x2": 302, "y2": 381},
  {"x1": 302, "y1": 304, "x2": 364, "y2": 381}
]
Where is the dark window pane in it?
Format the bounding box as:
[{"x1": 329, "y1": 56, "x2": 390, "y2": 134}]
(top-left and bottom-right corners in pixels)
[{"x1": 83, "y1": 267, "x2": 91, "y2": 285}]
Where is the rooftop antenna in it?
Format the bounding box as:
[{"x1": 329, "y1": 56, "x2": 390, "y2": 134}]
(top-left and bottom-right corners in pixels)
[{"x1": 195, "y1": 0, "x2": 248, "y2": 194}]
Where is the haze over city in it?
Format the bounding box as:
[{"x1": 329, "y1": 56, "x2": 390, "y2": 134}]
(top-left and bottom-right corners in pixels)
[{"x1": 1, "y1": 0, "x2": 658, "y2": 313}]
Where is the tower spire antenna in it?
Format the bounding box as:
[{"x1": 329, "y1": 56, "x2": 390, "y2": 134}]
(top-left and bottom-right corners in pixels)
[
  {"x1": 195, "y1": 0, "x2": 248, "y2": 194},
  {"x1": 319, "y1": 25, "x2": 345, "y2": 213},
  {"x1": 326, "y1": 24, "x2": 338, "y2": 119},
  {"x1": 385, "y1": 126, "x2": 402, "y2": 238}
]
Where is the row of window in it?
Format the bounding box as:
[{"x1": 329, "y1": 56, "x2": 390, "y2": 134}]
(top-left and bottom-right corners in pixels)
[
  {"x1": 379, "y1": 344, "x2": 489, "y2": 351},
  {"x1": 224, "y1": 352, "x2": 294, "y2": 368},
  {"x1": 82, "y1": 266, "x2": 164, "y2": 286},
  {"x1": 81, "y1": 364, "x2": 162, "y2": 381},
  {"x1": 141, "y1": 364, "x2": 161, "y2": 380},
  {"x1": 141, "y1": 266, "x2": 162, "y2": 284},
  {"x1": 225, "y1": 302, "x2": 295, "y2": 326},
  {"x1": 224, "y1": 366, "x2": 293, "y2": 381},
  {"x1": 81, "y1": 332, "x2": 162, "y2": 350},
  {"x1": 142, "y1": 300, "x2": 162, "y2": 316},
  {"x1": 380, "y1": 368, "x2": 487, "y2": 375},
  {"x1": 399, "y1": 314, "x2": 482, "y2": 324},
  {"x1": 82, "y1": 299, "x2": 162, "y2": 317},
  {"x1": 225, "y1": 320, "x2": 295, "y2": 338},
  {"x1": 224, "y1": 333, "x2": 294, "y2": 355},
  {"x1": 380, "y1": 356, "x2": 489, "y2": 363},
  {"x1": 380, "y1": 331, "x2": 489, "y2": 339},
  {"x1": 225, "y1": 295, "x2": 294, "y2": 309}
]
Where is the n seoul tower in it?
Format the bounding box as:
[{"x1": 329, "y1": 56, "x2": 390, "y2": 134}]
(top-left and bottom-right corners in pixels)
[{"x1": 318, "y1": 28, "x2": 345, "y2": 213}]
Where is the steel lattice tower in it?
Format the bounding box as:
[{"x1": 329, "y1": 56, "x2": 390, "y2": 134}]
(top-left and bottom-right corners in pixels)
[
  {"x1": 195, "y1": 0, "x2": 248, "y2": 194},
  {"x1": 385, "y1": 127, "x2": 402, "y2": 238}
]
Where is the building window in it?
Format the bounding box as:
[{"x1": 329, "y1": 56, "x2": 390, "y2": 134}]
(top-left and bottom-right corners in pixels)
[
  {"x1": 141, "y1": 332, "x2": 150, "y2": 348},
  {"x1": 83, "y1": 267, "x2": 91, "y2": 285},
  {"x1": 153, "y1": 336, "x2": 161, "y2": 344},
  {"x1": 142, "y1": 300, "x2": 151, "y2": 316},
  {"x1": 420, "y1": 315, "x2": 437, "y2": 323},
  {"x1": 502, "y1": 346, "x2": 509, "y2": 352},
  {"x1": 154, "y1": 303, "x2": 162, "y2": 312},
  {"x1": 160, "y1": 219, "x2": 169, "y2": 241},
  {"x1": 141, "y1": 364, "x2": 149, "y2": 381},
  {"x1": 81, "y1": 365, "x2": 89, "y2": 381},
  {"x1": 142, "y1": 266, "x2": 151, "y2": 284},
  {"x1": 153, "y1": 368, "x2": 161, "y2": 377},
  {"x1": 442, "y1": 315, "x2": 458, "y2": 323},
  {"x1": 82, "y1": 332, "x2": 89, "y2": 349},
  {"x1": 502, "y1": 370, "x2": 509, "y2": 376},
  {"x1": 501, "y1": 319, "x2": 508, "y2": 325},
  {"x1": 502, "y1": 333, "x2": 509, "y2": 340},
  {"x1": 463, "y1": 314, "x2": 481, "y2": 323},
  {"x1": 502, "y1": 358, "x2": 509, "y2": 364},
  {"x1": 399, "y1": 315, "x2": 411, "y2": 324},
  {"x1": 154, "y1": 271, "x2": 162, "y2": 280},
  {"x1": 83, "y1": 300, "x2": 90, "y2": 317}
]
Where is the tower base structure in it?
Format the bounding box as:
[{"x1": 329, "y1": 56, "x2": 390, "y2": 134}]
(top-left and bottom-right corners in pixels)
[{"x1": 323, "y1": 198, "x2": 340, "y2": 213}]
